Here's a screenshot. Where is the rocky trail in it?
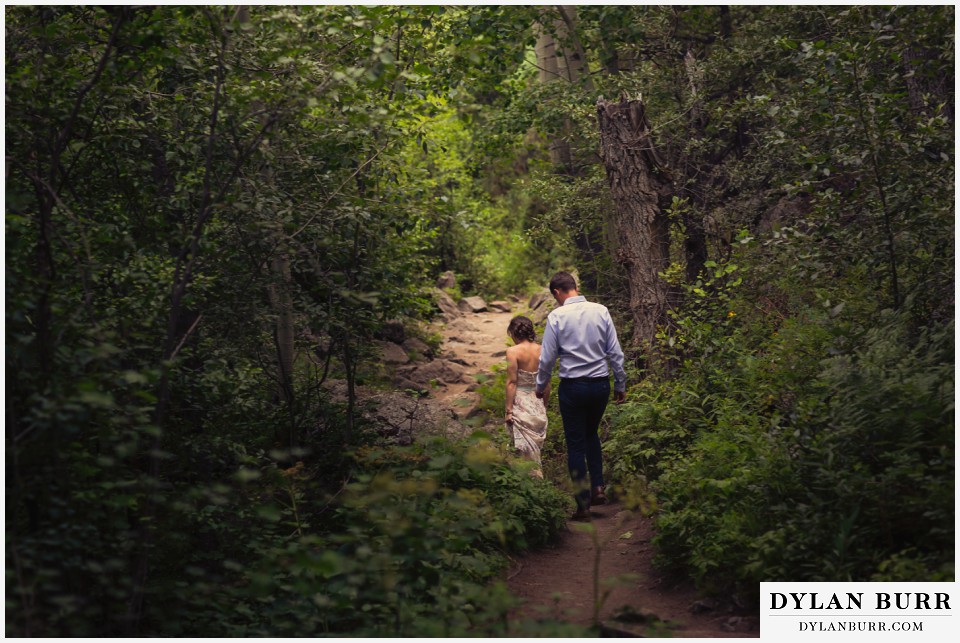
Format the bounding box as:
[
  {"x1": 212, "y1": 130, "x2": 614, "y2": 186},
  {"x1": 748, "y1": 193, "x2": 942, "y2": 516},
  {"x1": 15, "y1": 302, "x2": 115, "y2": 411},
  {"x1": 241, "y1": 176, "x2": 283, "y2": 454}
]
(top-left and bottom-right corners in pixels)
[{"x1": 361, "y1": 292, "x2": 760, "y2": 637}]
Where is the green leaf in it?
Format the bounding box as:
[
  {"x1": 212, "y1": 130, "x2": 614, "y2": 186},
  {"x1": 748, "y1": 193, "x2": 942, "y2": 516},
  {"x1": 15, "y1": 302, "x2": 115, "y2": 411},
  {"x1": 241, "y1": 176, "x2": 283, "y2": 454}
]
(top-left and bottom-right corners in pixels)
[{"x1": 77, "y1": 391, "x2": 115, "y2": 408}]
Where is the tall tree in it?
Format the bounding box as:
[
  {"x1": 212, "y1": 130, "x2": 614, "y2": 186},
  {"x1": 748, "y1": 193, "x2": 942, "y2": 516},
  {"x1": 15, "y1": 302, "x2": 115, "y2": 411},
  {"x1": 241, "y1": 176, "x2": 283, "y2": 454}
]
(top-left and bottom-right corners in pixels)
[{"x1": 596, "y1": 97, "x2": 674, "y2": 363}]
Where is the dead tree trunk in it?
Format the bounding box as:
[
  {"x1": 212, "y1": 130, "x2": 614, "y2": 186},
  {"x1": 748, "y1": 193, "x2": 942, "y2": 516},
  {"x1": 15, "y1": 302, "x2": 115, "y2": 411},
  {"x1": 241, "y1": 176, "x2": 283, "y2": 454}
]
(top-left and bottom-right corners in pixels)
[{"x1": 596, "y1": 96, "x2": 674, "y2": 366}]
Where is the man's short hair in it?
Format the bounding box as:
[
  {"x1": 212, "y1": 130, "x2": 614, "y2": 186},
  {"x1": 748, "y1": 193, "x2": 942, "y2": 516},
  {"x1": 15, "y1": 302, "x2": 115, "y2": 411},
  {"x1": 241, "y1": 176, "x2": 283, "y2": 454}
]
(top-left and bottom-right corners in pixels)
[{"x1": 549, "y1": 271, "x2": 578, "y2": 294}]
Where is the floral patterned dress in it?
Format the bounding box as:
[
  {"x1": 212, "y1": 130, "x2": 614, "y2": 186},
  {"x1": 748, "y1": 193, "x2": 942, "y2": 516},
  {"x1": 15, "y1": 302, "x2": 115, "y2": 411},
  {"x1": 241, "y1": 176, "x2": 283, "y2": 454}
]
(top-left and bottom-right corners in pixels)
[{"x1": 511, "y1": 369, "x2": 548, "y2": 477}]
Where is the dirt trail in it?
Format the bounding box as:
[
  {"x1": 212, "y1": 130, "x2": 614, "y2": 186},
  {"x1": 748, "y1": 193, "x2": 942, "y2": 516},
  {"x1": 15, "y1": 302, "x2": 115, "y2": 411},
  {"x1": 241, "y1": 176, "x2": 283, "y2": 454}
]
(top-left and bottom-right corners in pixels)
[
  {"x1": 432, "y1": 306, "x2": 760, "y2": 638},
  {"x1": 429, "y1": 308, "x2": 516, "y2": 407}
]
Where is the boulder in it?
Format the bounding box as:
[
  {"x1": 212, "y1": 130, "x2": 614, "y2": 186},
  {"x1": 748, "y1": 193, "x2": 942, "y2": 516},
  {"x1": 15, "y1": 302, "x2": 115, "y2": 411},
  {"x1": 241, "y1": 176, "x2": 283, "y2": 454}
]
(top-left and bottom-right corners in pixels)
[
  {"x1": 457, "y1": 296, "x2": 488, "y2": 313},
  {"x1": 528, "y1": 291, "x2": 551, "y2": 310},
  {"x1": 375, "y1": 319, "x2": 406, "y2": 344},
  {"x1": 379, "y1": 341, "x2": 410, "y2": 365},
  {"x1": 450, "y1": 395, "x2": 485, "y2": 421},
  {"x1": 690, "y1": 598, "x2": 719, "y2": 614},
  {"x1": 401, "y1": 337, "x2": 433, "y2": 359},
  {"x1": 488, "y1": 300, "x2": 513, "y2": 312},
  {"x1": 528, "y1": 290, "x2": 556, "y2": 324},
  {"x1": 432, "y1": 288, "x2": 461, "y2": 321},
  {"x1": 393, "y1": 377, "x2": 428, "y2": 396},
  {"x1": 394, "y1": 359, "x2": 466, "y2": 387},
  {"x1": 531, "y1": 303, "x2": 555, "y2": 324},
  {"x1": 436, "y1": 270, "x2": 457, "y2": 289}
]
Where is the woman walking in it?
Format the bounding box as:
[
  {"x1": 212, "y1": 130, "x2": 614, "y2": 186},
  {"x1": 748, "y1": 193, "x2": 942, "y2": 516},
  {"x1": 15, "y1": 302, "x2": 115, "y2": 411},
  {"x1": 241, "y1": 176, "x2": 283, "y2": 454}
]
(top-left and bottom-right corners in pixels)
[{"x1": 504, "y1": 316, "x2": 549, "y2": 478}]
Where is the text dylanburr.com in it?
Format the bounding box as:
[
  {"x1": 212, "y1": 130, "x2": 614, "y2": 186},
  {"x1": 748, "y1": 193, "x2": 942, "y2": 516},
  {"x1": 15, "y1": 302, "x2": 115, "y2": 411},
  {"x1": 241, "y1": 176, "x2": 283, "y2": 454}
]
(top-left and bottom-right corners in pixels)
[{"x1": 761, "y1": 582, "x2": 956, "y2": 641}]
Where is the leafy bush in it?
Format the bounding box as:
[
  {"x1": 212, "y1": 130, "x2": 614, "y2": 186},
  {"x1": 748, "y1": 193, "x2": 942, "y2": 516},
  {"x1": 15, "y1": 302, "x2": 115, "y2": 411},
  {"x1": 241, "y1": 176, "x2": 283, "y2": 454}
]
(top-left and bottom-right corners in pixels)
[
  {"x1": 606, "y1": 270, "x2": 954, "y2": 602},
  {"x1": 138, "y1": 433, "x2": 570, "y2": 637}
]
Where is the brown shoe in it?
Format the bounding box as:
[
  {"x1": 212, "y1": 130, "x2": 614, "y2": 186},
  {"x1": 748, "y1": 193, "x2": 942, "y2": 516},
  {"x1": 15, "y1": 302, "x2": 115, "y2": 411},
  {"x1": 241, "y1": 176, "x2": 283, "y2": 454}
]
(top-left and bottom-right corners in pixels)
[{"x1": 591, "y1": 486, "x2": 607, "y2": 505}]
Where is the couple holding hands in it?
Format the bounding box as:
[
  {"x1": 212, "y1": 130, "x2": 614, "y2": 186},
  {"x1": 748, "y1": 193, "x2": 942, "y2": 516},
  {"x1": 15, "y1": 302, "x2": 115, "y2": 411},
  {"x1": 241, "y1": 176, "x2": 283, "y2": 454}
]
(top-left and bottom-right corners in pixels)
[{"x1": 504, "y1": 271, "x2": 627, "y2": 520}]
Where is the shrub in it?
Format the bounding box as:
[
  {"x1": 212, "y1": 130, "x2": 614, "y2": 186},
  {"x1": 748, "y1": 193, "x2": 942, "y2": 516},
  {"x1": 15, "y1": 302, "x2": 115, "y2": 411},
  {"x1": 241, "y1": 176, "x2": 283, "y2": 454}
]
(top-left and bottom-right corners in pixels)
[{"x1": 145, "y1": 433, "x2": 570, "y2": 637}]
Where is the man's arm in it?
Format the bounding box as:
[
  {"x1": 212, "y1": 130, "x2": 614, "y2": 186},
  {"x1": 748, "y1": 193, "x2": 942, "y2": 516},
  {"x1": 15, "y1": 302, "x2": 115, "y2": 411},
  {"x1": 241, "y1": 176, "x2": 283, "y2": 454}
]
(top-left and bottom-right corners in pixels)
[
  {"x1": 536, "y1": 316, "x2": 558, "y2": 397},
  {"x1": 604, "y1": 310, "x2": 628, "y2": 401}
]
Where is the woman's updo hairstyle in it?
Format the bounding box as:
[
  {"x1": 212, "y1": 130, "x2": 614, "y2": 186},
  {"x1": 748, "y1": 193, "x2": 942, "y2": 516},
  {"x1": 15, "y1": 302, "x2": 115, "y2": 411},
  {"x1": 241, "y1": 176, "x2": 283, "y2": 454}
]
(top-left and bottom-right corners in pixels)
[{"x1": 507, "y1": 315, "x2": 536, "y2": 343}]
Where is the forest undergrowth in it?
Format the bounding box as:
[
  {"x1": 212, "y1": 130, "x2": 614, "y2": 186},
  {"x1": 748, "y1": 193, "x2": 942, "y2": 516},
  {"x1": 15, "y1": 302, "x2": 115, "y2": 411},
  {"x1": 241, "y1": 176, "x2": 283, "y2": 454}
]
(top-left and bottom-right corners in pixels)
[{"x1": 6, "y1": 4, "x2": 953, "y2": 637}]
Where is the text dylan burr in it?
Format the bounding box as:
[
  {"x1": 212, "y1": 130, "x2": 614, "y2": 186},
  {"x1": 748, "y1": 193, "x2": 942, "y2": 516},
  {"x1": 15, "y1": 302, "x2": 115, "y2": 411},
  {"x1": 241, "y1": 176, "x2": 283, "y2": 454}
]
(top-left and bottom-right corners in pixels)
[{"x1": 770, "y1": 592, "x2": 951, "y2": 611}]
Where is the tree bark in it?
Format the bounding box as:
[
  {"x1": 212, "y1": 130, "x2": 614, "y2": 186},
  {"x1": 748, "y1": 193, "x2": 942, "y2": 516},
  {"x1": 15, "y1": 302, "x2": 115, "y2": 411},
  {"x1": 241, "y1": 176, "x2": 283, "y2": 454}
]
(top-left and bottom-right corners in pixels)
[
  {"x1": 268, "y1": 251, "x2": 297, "y2": 446},
  {"x1": 534, "y1": 18, "x2": 570, "y2": 169},
  {"x1": 554, "y1": 6, "x2": 594, "y2": 92},
  {"x1": 596, "y1": 96, "x2": 674, "y2": 362},
  {"x1": 680, "y1": 49, "x2": 709, "y2": 283},
  {"x1": 534, "y1": 6, "x2": 593, "y2": 172}
]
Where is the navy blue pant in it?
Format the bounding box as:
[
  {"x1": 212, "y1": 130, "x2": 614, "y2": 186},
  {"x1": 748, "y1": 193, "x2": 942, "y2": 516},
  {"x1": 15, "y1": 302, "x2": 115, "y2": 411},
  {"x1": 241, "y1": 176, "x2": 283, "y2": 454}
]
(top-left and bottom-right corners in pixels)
[{"x1": 557, "y1": 377, "x2": 609, "y2": 510}]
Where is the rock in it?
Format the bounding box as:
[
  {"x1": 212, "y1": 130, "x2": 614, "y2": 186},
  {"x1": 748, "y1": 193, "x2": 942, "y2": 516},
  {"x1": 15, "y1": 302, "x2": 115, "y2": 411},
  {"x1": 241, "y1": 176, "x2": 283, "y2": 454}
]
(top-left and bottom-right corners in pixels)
[
  {"x1": 531, "y1": 308, "x2": 549, "y2": 324},
  {"x1": 530, "y1": 301, "x2": 555, "y2": 324},
  {"x1": 432, "y1": 288, "x2": 460, "y2": 321},
  {"x1": 528, "y1": 291, "x2": 551, "y2": 310},
  {"x1": 445, "y1": 317, "x2": 476, "y2": 333},
  {"x1": 507, "y1": 294, "x2": 522, "y2": 303},
  {"x1": 379, "y1": 341, "x2": 410, "y2": 365},
  {"x1": 528, "y1": 290, "x2": 556, "y2": 323},
  {"x1": 367, "y1": 390, "x2": 458, "y2": 445},
  {"x1": 319, "y1": 381, "x2": 451, "y2": 446},
  {"x1": 436, "y1": 270, "x2": 457, "y2": 289},
  {"x1": 449, "y1": 395, "x2": 482, "y2": 420},
  {"x1": 401, "y1": 337, "x2": 433, "y2": 359},
  {"x1": 690, "y1": 598, "x2": 719, "y2": 614},
  {"x1": 457, "y1": 296, "x2": 488, "y2": 313},
  {"x1": 489, "y1": 300, "x2": 513, "y2": 312},
  {"x1": 375, "y1": 320, "x2": 406, "y2": 344},
  {"x1": 394, "y1": 359, "x2": 466, "y2": 387},
  {"x1": 610, "y1": 605, "x2": 663, "y2": 624},
  {"x1": 393, "y1": 377, "x2": 428, "y2": 396},
  {"x1": 490, "y1": 350, "x2": 506, "y2": 358}
]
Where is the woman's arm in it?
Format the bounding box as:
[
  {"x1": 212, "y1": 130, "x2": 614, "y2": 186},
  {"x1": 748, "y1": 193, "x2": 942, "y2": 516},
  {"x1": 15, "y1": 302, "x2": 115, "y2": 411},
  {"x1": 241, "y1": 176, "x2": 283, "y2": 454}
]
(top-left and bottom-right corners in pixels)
[{"x1": 505, "y1": 349, "x2": 518, "y2": 424}]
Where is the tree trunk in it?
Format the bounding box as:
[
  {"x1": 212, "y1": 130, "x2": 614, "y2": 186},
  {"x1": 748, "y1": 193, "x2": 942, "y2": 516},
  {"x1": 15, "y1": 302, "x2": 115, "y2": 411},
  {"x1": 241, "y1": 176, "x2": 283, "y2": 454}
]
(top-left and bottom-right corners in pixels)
[
  {"x1": 268, "y1": 251, "x2": 297, "y2": 447},
  {"x1": 534, "y1": 6, "x2": 593, "y2": 172},
  {"x1": 554, "y1": 6, "x2": 594, "y2": 92},
  {"x1": 680, "y1": 50, "x2": 709, "y2": 283},
  {"x1": 240, "y1": 6, "x2": 297, "y2": 447},
  {"x1": 534, "y1": 19, "x2": 571, "y2": 169},
  {"x1": 596, "y1": 96, "x2": 674, "y2": 364}
]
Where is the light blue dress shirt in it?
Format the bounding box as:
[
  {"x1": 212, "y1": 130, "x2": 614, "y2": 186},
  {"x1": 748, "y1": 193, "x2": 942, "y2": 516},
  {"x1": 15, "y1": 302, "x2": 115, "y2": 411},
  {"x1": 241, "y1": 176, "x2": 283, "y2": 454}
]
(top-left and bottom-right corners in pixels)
[{"x1": 535, "y1": 295, "x2": 627, "y2": 393}]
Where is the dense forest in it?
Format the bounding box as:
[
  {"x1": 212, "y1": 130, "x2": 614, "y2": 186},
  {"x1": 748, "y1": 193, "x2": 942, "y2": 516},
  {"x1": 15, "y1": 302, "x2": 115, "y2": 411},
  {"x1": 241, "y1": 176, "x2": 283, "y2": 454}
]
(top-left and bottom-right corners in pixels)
[{"x1": 5, "y1": 4, "x2": 954, "y2": 637}]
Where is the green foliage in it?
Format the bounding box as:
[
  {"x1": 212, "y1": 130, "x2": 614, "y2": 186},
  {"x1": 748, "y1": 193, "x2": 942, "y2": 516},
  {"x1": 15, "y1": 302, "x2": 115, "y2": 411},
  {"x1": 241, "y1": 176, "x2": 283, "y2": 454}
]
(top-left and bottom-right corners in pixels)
[
  {"x1": 396, "y1": 100, "x2": 554, "y2": 297},
  {"x1": 4, "y1": 5, "x2": 557, "y2": 636},
  {"x1": 594, "y1": 4, "x2": 953, "y2": 603},
  {"x1": 5, "y1": 3, "x2": 953, "y2": 635},
  {"x1": 158, "y1": 435, "x2": 569, "y2": 636},
  {"x1": 607, "y1": 253, "x2": 953, "y2": 601}
]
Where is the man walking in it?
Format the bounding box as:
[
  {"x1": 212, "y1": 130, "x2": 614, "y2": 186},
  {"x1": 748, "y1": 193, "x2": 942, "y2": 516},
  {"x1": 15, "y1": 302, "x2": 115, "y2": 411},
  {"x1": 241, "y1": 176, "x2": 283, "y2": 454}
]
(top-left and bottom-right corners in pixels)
[{"x1": 536, "y1": 271, "x2": 627, "y2": 520}]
